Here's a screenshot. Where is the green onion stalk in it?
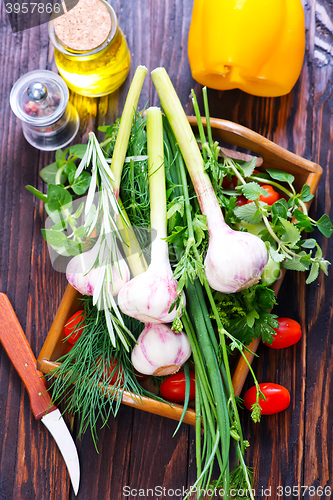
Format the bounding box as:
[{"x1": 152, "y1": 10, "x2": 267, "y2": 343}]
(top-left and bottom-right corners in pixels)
[
  {"x1": 165, "y1": 128, "x2": 253, "y2": 499},
  {"x1": 153, "y1": 68, "x2": 255, "y2": 499}
]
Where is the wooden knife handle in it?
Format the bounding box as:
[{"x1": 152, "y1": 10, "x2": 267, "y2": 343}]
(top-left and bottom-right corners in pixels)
[{"x1": 0, "y1": 293, "x2": 57, "y2": 419}]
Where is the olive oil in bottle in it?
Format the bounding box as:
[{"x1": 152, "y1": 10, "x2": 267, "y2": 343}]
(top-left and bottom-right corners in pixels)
[{"x1": 49, "y1": 0, "x2": 130, "y2": 97}]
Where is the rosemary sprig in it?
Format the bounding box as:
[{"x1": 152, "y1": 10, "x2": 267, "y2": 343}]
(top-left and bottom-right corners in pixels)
[{"x1": 70, "y1": 131, "x2": 134, "y2": 349}]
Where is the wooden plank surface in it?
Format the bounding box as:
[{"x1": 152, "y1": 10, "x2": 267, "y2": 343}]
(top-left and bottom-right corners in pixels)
[{"x1": 0, "y1": 1, "x2": 333, "y2": 499}]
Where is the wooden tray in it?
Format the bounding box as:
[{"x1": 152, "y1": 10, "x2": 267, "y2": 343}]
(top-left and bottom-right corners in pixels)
[{"x1": 37, "y1": 117, "x2": 323, "y2": 427}]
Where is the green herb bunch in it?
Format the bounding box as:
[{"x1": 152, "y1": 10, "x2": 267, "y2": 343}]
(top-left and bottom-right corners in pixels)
[{"x1": 26, "y1": 144, "x2": 90, "y2": 257}]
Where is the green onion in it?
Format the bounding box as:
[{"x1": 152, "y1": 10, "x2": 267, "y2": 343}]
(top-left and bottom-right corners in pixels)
[
  {"x1": 151, "y1": 67, "x2": 222, "y2": 231},
  {"x1": 147, "y1": 106, "x2": 168, "y2": 262},
  {"x1": 111, "y1": 65, "x2": 147, "y2": 197}
]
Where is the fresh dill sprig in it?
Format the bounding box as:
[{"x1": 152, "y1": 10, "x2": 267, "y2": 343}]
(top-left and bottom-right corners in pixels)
[
  {"x1": 211, "y1": 463, "x2": 254, "y2": 499},
  {"x1": 117, "y1": 112, "x2": 152, "y2": 261},
  {"x1": 49, "y1": 297, "x2": 161, "y2": 448}
]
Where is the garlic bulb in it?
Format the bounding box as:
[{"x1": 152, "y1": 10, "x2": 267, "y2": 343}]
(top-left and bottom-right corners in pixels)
[
  {"x1": 118, "y1": 107, "x2": 183, "y2": 323},
  {"x1": 151, "y1": 67, "x2": 268, "y2": 294},
  {"x1": 204, "y1": 224, "x2": 268, "y2": 293},
  {"x1": 131, "y1": 323, "x2": 192, "y2": 376},
  {"x1": 66, "y1": 235, "x2": 130, "y2": 297},
  {"x1": 117, "y1": 249, "x2": 180, "y2": 323}
]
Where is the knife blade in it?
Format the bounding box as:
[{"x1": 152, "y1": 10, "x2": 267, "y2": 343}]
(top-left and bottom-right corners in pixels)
[{"x1": 0, "y1": 293, "x2": 80, "y2": 495}]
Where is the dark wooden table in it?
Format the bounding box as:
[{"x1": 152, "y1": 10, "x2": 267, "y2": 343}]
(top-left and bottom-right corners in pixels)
[{"x1": 1, "y1": 1, "x2": 333, "y2": 499}]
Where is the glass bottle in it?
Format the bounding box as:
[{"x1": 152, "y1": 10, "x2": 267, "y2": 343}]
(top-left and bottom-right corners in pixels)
[{"x1": 49, "y1": 0, "x2": 131, "y2": 97}]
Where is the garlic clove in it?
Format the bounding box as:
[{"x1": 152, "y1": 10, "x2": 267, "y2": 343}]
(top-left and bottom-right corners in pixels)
[
  {"x1": 204, "y1": 228, "x2": 268, "y2": 293},
  {"x1": 131, "y1": 322, "x2": 192, "y2": 376}
]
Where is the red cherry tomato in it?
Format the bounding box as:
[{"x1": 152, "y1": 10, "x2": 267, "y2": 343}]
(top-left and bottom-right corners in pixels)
[
  {"x1": 247, "y1": 184, "x2": 280, "y2": 205},
  {"x1": 264, "y1": 317, "x2": 302, "y2": 349},
  {"x1": 65, "y1": 310, "x2": 85, "y2": 344},
  {"x1": 231, "y1": 175, "x2": 239, "y2": 188},
  {"x1": 244, "y1": 383, "x2": 290, "y2": 415},
  {"x1": 97, "y1": 356, "x2": 124, "y2": 385},
  {"x1": 160, "y1": 371, "x2": 196, "y2": 403},
  {"x1": 220, "y1": 175, "x2": 239, "y2": 189},
  {"x1": 235, "y1": 195, "x2": 248, "y2": 206},
  {"x1": 221, "y1": 176, "x2": 232, "y2": 189}
]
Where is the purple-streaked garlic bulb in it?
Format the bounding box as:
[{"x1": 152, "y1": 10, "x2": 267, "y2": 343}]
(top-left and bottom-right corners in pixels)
[
  {"x1": 66, "y1": 235, "x2": 130, "y2": 297},
  {"x1": 204, "y1": 219, "x2": 268, "y2": 293},
  {"x1": 118, "y1": 107, "x2": 183, "y2": 323},
  {"x1": 151, "y1": 67, "x2": 268, "y2": 293},
  {"x1": 131, "y1": 322, "x2": 191, "y2": 376},
  {"x1": 117, "y1": 250, "x2": 179, "y2": 323}
]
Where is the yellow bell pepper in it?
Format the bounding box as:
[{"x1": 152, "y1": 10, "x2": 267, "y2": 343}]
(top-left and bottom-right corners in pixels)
[{"x1": 188, "y1": 0, "x2": 305, "y2": 97}]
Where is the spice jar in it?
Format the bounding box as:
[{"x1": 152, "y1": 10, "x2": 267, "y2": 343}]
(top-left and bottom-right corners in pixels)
[
  {"x1": 48, "y1": 0, "x2": 131, "y2": 97},
  {"x1": 10, "y1": 70, "x2": 79, "y2": 151}
]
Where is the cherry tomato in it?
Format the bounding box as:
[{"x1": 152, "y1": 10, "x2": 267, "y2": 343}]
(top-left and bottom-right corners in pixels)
[
  {"x1": 243, "y1": 383, "x2": 290, "y2": 415},
  {"x1": 264, "y1": 317, "x2": 302, "y2": 349},
  {"x1": 235, "y1": 195, "x2": 247, "y2": 206},
  {"x1": 230, "y1": 175, "x2": 239, "y2": 188},
  {"x1": 160, "y1": 371, "x2": 196, "y2": 403},
  {"x1": 247, "y1": 184, "x2": 280, "y2": 205},
  {"x1": 221, "y1": 176, "x2": 232, "y2": 189},
  {"x1": 97, "y1": 356, "x2": 124, "y2": 385},
  {"x1": 220, "y1": 172, "x2": 239, "y2": 188},
  {"x1": 64, "y1": 310, "x2": 85, "y2": 345}
]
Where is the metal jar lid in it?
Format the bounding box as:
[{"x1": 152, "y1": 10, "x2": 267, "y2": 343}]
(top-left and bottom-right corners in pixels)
[{"x1": 10, "y1": 70, "x2": 69, "y2": 127}]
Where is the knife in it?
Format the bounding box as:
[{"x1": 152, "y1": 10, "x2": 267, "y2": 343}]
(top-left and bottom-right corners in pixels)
[{"x1": 0, "y1": 293, "x2": 80, "y2": 495}]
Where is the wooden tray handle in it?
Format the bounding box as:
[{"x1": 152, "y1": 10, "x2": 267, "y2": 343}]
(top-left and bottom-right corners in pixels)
[{"x1": 188, "y1": 116, "x2": 322, "y2": 189}]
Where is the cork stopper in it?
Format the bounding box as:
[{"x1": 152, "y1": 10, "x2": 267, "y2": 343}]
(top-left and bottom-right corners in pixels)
[{"x1": 54, "y1": 0, "x2": 112, "y2": 51}]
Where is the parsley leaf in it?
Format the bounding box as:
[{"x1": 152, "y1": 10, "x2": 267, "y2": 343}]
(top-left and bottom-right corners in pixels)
[
  {"x1": 306, "y1": 262, "x2": 320, "y2": 284},
  {"x1": 192, "y1": 213, "x2": 207, "y2": 246},
  {"x1": 281, "y1": 254, "x2": 308, "y2": 271},
  {"x1": 212, "y1": 284, "x2": 278, "y2": 345},
  {"x1": 271, "y1": 199, "x2": 288, "y2": 222},
  {"x1": 167, "y1": 198, "x2": 184, "y2": 220},
  {"x1": 233, "y1": 201, "x2": 264, "y2": 224},
  {"x1": 299, "y1": 184, "x2": 314, "y2": 202},
  {"x1": 241, "y1": 157, "x2": 257, "y2": 178},
  {"x1": 279, "y1": 218, "x2": 301, "y2": 247}
]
